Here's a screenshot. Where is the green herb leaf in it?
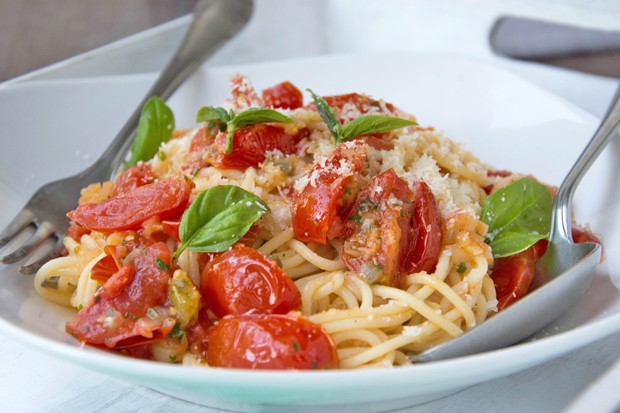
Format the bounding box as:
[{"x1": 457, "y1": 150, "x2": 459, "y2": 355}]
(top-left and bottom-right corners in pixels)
[
  {"x1": 307, "y1": 88, "x2": 415, "y2": 144},
  {"x1": 196, "y1": 106, "x2": 292, "y2": 155},
  {"x1": 307, "y1": 89, "x2": 342, "y2": 141},
  {"x1": 174, "y1": 185, "x2": 270, "y2": 259},
  {"x1": 481, "y1": 177, "x2": 552, "y2": 258},
  {"x1": 226, "y1": 108, "x2": 293, "y2": 154},
  {"x1": 341, "y1": 115, "x2": 415, "y2": 143},
  {"x1": 196, "y1": 106, "x2": 231, "y2": 132},
  {"x1": 127, "y1": 96, "x2": 175, "y2": 167}
]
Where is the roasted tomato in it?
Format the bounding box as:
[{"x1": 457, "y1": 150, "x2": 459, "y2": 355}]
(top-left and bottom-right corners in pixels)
[
  {"x1": 213, "y1": 124, "x2": 307, "y2": 170},
  {"x1": 291, "y1": 141, "x2": 367, "y2": 244},
  {"x1": 201, "y1": 245, "x2": 300, "y2": 317},
  {"x1": 492, "y1": 226, "x2": 601, "y2": 311},
  {"x1": 111, "y1": 163, "x2": 156, "y2": 197},
  {"x1": 207, "y1": 314, "x2": 338, "y2": 370},
  {"x1": 262, "y1": 81, "x2": 303, "y2": 109},
  {"x1": 491, "y1": 245, "x2": 538, "y2": 311},
  {"x1": 342, "y1": 169, "x2": 415, "y2": 287},
  {"x1": 401, "y1": 180, "x2": 443, "y2": 274},
  {"x1": 66, "y1": 242, "x2": 174, "y2": 348},
  {"x1": 342, "y1": 170, "x2": 442, "y2": 287},
  {"x1": 67, "y1": 179, "x2": 191, "y2": 232}
]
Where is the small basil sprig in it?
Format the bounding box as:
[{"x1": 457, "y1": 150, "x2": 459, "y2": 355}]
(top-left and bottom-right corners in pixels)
[
  {"x1": 307, "y1": 89, "x2": 416, "y2": 144},
  {"x1": 481, "y1": 177, "x2": 552, "y2": 258},
  {"x1": 196, "y1": 106, "x2": 292, "y2": 154},
  {"x1": 127, "y1": 96, "x2": 175, "y2": 167},
  {"x1": 172, "y1": 185, "x2": 270, "y2": 260}
]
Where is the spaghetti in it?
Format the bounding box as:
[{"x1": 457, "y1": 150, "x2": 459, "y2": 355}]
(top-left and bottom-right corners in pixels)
[{"x1": 34, "y1": 75, "x2": 574, "y2": 369}]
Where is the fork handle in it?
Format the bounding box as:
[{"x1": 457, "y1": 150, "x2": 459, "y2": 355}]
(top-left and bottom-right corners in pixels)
[
  {"x1": 551, "y1": 86, "x2": 620, "y2": 243},
  {"x1": 82, "y1": 0, "x2": 253, "y2": 182}
]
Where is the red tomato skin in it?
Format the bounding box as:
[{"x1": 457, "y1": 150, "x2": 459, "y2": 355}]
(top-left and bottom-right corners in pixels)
[
  {"x1": 291, "y1": 141, "x2": 367, "y2": 244},
  {"x1": 202, "y1": 245, "x2": 301, "y2": 318},
  {"x1": 262, "y1": 81, "x2": 303, "y2": 109},
  {"x1": 111, "y1": 163, "x2": 156, "y2": 197},
  {"x1": 67, "y1": 179, "x2": 191, "y2": 232},
  {"x1": 342, "y1": 169, "x2": 414, "y2": 287},
  {"x1": 401, "y1": 180, "x2": 443, "y2": 275},
  {"x1": 215, "y1": 124, "x2": 307, "y2": 170},
  {"x1": 66, "y1": 242, "x2": 173, "y2": 348},
  {"x1": 207, "y1": 314, "x2": 338, "y2": 370},
  {"x1": 491, "y1": 246, "x2": 537, "y2": 311}
]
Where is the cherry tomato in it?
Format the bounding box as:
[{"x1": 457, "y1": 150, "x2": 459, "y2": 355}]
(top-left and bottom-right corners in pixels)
[
  {"x1": 342, "y1": 169, "x2": 415, "y2": 287},
  {"x1": 161, "y1": 220, "x2": 181, "y2": 242},
  {"x1": 401, "y1": 180, "x2": 443, "y2": 274},
  {"x1": 491, "y1": 246, "x2": 537, "y2": 311},
  {"x1": 111, "y1": 163, "x2": 156, "y2": 197},
  {"x1": 66, "y1": 221, "x2": 90, "y2": 242},
  {"x1": 207, "y1": 314, "x2": 338, "y2": 369},
  {"x1": 66, "y1": 242, "x2": 174, "y2": 348},
  {"x1": 291, "y1": 141, "x2": 367, "y2": 244},
  {"x1": 262, "y1": 81, "x2": 303, "y2": 109},
  {"x1": 68, "y1": 179, "x2": 191, "y2": 232},
  {"x1": 201, "y1": 245, "x2": 300, "y2": 317},
  {"x1": 90, "y1": 253, "x2": 119, "y2": 283},
  {"x1": 572, "y1": 225, "x2": 601, "y2": 245}
]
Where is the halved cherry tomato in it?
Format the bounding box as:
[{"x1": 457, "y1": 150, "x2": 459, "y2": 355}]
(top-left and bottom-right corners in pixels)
[
  {"x1": 401, "y1": 180, "x2": 443, "y2": 274},
  {"x1": 68, "y1": 179, "x2": 191, "y2": 232},
  {"x1": 90, "y1": 254, "x2": 119, "y2": 283},
  {"x1": 207, "y1": 314, "x2": 338, "y2": 370},
  {"x1": 492, "y1": 226, "x2": 601, "y2": 311},
  {"x1": 213, "y1": 124, "x2": 308, "y2": 170},
  {"x1": 342, "y1": 169, "x2": 415, "y2": 287},
  {"x1": 491, "y1": 246, "x2": 537, "y2": 311},
  {"x1": 291, "y1": 141, "x2": 367, "y2": 244},
  {"x1": 262, "y1": 81, "x2": 303, "y2": 109},
  {"x1": 201, "y1": 245, "x2": 300, "y2": 317},
  {"x1": 111, "y1": 163, "x2": 156, "y2": 197},
  {"x1": 66, "y1": 242, "x2": 173, "y2": 348}
]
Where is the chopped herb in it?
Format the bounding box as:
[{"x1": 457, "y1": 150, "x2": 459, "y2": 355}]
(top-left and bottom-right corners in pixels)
[
  {"x1": 456, "y1": 262, "x2": 467, "y2": 274},
  {"x1": 157, "y1": 150, "x2": 167, "y2": 160},
  {"x1": 77, "y1": 304, "x2": 83, "y2": 311},
  {"x1": 84, "y1": 326, "x2": 90, "y2": 333},
  {"x1": 273, "y1": 256, "x2": 284, "y2": 268},
  {"x1": 169, "y1": 355, "x2": 177, "y2": 362},
  {"x1": 155, "y1": 257, "x2": 170, "y2": 270},
  {"x1": 107, "y1": 307, "x2": 114, "y2": 317},
  {"x1": 312, "y1": 361, "x2": 318, "y2": 370},
  {"x1": 292, "y1": 342, "x2": 299, "y2": 353},
  {"x1": 147, "y1": 307, "x2": 159, "y2": 319},
  {"x1": 349, "y1": 214, "x2": 362, "y2": 224},
  {"x1": 169, "y1": 322, "x2": 186, "y2": 340}
]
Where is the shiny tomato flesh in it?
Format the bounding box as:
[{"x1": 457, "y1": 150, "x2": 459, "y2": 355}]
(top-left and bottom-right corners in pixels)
[
  {"x1": 214, "y1": 124, "x2": 307, "y2": 170},
  {"x1": 66, "y1": 242, "x2": 174, "y2": 348},
  {"x1": 342, "y1": 169, "x2": 415, "y2": 287},
  {"x1": 291, "y1": 141, "x2": 367, "y2": 244},
  {"x1": 207, "y1": 314, "x2": 338, "y2": 369},
  {"x1": 402, "y1": 180, "x2": 443, "y2": 274},
  {"x1": 491, "y1": 226, "x2": 600, "y2": 311},
  {"x1": 68, "y1": 179, "x2": 191, "y2": 232},
  {"x1": 111, "y1": 163, "x2": 156, "y2": 197},
  {"x1": 201, "y1": 245, "x2": 301, "y2": 318},
  {"x1": 262, "y1": 81, "x2": 303, "y2": 109}
]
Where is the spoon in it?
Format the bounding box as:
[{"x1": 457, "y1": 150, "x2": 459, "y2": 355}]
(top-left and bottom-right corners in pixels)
[{"x1": 415, "y1": 88, "x2": 620, "y2": 362}]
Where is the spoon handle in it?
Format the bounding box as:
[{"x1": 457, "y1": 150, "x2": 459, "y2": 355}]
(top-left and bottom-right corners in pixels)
[{"x1": 552, "y1": 87, "x2": 620, "y2": 243}]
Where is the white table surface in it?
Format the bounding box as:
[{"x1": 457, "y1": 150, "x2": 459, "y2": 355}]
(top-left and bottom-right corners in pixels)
[{"x1": 2, "y1": 1, "x2": 620, "y2": 412}]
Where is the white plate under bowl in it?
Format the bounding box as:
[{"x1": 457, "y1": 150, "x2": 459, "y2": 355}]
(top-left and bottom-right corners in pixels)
[{"x1": 1, "y1": 52, "x2": 620, "y2": 413}]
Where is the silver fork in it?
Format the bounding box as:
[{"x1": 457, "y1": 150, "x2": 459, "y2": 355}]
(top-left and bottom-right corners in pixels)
[{"x1": 0, "y1": 0, "x2": 253, "y2": 274}]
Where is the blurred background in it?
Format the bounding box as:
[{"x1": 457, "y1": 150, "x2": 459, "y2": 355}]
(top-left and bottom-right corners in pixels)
[{"x1": 1, "y1": 0, "x2": 619, "y2": 83}]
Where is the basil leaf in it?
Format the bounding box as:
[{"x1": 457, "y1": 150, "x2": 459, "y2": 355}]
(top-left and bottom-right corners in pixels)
[
  {"x1": 196, "y1": 106, "x2": 230, "y2": 132},
  {"x1": 225, "y1": 108, "x2": 293, "y2": 154},
  {"x1": 127, "y1": 96, "x2": 175, "y2": 167},
  {"x1": 481, "y1": 177, "x2": 552, "y2": 258},
  {"x1": 173, "y1": 185, "x2": 270, "y2": 259},
  {"x1": 307, "y1": 88, "x2": 342, "y2": 142},
  {"x1": 341, "y1": 115, "x2": 416, "y2": 143}
]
